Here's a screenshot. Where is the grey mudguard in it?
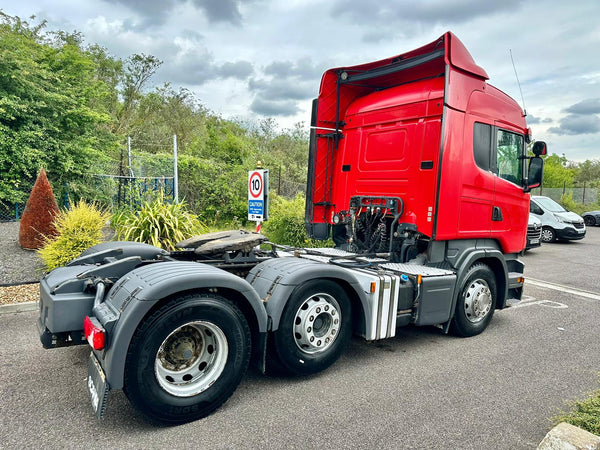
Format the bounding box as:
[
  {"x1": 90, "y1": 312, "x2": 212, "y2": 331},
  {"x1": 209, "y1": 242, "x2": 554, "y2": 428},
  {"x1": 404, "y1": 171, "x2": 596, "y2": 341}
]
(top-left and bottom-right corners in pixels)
[
  {"x1": 445, "y1": 239, "x2": 511, "y2": 320},
  {"x1": 247, "y1": 257, "x2": 370, "y2": 332},
  {"x1": 97, "y1": 261, "x2": 268, "y2": 389},
  {"x1": 76, "y1": 241, "x2": 168, "y2": 262}
]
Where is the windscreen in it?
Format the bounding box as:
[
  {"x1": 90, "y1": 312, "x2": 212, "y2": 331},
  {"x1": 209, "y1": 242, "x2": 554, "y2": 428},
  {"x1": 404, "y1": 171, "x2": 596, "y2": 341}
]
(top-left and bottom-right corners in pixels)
[{"x1": 535, "y1": 197, "x2": 566, "y2": 213}]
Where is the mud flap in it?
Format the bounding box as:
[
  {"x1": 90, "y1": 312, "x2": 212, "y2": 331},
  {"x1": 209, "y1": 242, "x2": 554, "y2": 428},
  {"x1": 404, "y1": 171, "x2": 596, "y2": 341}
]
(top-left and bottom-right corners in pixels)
[{"x1": 87, "y1": 352, "x2": 110, "y2": 419}]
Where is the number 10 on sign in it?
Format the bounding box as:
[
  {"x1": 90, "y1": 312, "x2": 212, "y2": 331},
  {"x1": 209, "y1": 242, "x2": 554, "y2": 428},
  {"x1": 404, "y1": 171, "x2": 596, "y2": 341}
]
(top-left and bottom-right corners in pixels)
[{"x1": 248, "y1": 169, "x2": 269, "y2": 222}]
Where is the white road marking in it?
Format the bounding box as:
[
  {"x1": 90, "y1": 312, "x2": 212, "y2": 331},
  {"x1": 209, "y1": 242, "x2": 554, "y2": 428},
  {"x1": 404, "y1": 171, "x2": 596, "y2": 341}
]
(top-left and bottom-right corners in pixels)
[
  {"x1": 526, "y1": 278, "x2": 600, "y2": 302},
  {"x1": 509, "y1": 299, "x2": 568, "y2": 309}
]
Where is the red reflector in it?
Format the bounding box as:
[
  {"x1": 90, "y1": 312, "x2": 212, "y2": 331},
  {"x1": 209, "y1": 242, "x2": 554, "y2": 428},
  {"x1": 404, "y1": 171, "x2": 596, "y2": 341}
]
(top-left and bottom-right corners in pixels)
[{"x1": 84, "y1": 316, "x2": 105, "y2": 350}]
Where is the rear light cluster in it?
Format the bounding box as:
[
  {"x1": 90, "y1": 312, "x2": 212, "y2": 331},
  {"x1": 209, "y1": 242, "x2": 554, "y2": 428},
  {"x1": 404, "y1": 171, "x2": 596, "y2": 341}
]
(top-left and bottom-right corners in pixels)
[{"x1": 84, "y1": 316, "x2": 106, "y2": 350}]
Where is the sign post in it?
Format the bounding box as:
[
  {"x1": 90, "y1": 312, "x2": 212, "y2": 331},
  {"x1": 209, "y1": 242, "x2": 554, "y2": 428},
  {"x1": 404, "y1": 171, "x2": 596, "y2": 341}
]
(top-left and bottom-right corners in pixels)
[{"x1": 248, "y1": 168, "x2": 269, "y2": 232}]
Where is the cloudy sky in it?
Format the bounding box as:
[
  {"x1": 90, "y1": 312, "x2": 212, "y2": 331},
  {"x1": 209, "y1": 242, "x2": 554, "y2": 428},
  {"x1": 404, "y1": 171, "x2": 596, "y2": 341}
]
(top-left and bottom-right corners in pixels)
[{"x1": 3, "y1": 0, "x2": 600, "y2": 161}]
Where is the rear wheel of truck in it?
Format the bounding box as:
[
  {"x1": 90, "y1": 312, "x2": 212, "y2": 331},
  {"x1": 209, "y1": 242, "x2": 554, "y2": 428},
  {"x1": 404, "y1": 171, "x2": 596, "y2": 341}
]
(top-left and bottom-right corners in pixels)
[
  {"x1": 123, "y1": 294, "x2": 250, "y2": 424},
  {"x1": 450, "y1": 263, "x2": 496, "y2": 337},
  {"x1": 271, "y1": 280, "x2": 351, "y2": 375}
]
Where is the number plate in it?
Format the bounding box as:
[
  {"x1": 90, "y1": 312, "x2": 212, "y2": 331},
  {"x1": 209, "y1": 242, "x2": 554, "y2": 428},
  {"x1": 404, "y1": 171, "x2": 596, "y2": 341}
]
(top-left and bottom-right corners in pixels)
[
  {"x1": 87, "y1": 352, "x2": 109, "y2": 418},
  {"x1": 530, "y1": 239, "x2": 540, "y2": 245}
]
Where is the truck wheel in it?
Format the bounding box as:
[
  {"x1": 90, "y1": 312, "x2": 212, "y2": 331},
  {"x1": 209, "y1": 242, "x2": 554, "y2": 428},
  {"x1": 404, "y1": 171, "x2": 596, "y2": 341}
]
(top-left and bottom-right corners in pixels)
[
  {"x1": 271, "y1": 280, "x2": 351, "y2": 375},
  {"x1": 123, "y1": 294, "x2": 250, "y2": 424},
  {"x1": 541, "y1": 227, "x2": 556, "y2": 243},
  {"x1": 450, "y1": 263, "x2": 496, "y2": 337}
]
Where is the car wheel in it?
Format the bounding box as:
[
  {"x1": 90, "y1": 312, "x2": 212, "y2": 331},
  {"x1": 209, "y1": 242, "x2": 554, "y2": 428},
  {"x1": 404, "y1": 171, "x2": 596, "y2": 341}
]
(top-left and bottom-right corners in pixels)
[
  {"x1": 584, "y1": 216, "x2": 596, "y2": 226},
  {"x1": 270, "y1": 280, "x2": 352, "y2": 375},
  {"x1": 541, "y1": 227, "x2": 556, "y2": 243}
]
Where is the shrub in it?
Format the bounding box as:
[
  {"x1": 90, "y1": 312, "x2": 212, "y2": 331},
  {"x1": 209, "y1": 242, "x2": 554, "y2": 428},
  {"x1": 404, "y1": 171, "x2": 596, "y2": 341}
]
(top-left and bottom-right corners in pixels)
[
  {"x1": 559, "y1": 193, "x2": 600, "y2": 216},
  {"x1": 261, "y1": 193, "x2": 333, "y2": 248},
  {"x1": 38, "y1": 201, "x2": 110, "y2": 270},
  {"x1": 554, "y1": 388, "x2": 600, "y2": 435},
  {"x1": 19, "y1": 169, "x2": 60, "y2": 249},
  {"x1": 114, "y1": 196, "x2": 206, "y2": 250}
]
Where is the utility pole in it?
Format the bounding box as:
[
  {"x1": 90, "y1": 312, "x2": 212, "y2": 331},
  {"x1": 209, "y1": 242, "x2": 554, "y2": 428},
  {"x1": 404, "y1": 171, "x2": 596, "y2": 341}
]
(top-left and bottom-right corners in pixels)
[
  {"x1": 173, "y1": 135, "x2": 179, "y2": 202},
  {"x1": 127, "y1": 136, "x2": 133, "y2": 176}
]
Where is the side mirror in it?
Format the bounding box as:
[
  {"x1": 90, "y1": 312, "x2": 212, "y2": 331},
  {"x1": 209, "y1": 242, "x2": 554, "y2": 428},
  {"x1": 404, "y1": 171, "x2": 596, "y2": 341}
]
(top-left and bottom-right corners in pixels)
[
  {"x1": 532, "y1": 141, "x2": 547, "y2": 156},
  {"x1": 525, "y1": 157, "x2": 544, "y2": 192}
]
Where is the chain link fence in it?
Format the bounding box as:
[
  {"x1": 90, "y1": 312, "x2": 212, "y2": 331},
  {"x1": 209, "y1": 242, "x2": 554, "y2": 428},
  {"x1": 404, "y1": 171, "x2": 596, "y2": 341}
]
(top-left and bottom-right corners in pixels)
[
  {"x1": 531, "y1": 186, "x2": 599, "y2": 204},
  {"x1": 87, "y1": 141, "x2": 176, "y2": 209},
  {"x1": 272, "y1": 177, "x2": 306, "y2": 199},
  {"x1": 1, "y1": 135, "x2": 313, "y2": 221},
  {"x1": 0, "y1": 202, "x2": 25, "y2": 222}
]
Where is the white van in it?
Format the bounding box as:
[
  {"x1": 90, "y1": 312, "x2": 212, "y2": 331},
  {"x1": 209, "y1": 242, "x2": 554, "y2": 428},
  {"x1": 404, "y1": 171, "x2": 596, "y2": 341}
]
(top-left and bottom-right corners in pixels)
[{"x1": 530, "y1": 195, "x2": 586, "y2": 242}]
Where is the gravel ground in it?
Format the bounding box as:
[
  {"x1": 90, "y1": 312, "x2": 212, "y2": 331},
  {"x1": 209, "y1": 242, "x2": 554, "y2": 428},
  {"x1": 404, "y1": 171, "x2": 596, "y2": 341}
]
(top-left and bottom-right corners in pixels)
[
  {"x1": 0, "y1": 283, "x2": 39, "y2": 305},
  {"x1": 0, "y1": 221, "x2": 45, "y2": 304}
]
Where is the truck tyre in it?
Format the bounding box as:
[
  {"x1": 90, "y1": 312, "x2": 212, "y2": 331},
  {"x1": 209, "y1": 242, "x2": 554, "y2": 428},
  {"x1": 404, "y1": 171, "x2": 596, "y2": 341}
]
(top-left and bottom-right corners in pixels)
[
  {"x1": 271, "y1": 280, "x2": 351, "y2": 375},
  {"x1": 123, "y1": 294, "x2": 250, "y2": 424},
  {"x1": 450, "y1": 263, "x2": 496, "y2": 337}
]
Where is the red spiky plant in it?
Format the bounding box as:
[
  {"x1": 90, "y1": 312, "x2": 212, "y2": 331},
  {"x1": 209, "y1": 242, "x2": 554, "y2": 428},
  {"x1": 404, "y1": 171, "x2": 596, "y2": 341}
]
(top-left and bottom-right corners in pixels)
[{"x1": 19, "y1": 169, "x2": 60, "y2": 250}]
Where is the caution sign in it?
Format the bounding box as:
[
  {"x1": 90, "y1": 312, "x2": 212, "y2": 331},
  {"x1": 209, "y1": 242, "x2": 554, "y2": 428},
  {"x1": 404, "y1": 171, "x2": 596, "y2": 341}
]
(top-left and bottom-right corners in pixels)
[{"x1": 248, "y1": 169, "x2": 269, "y2": 222}]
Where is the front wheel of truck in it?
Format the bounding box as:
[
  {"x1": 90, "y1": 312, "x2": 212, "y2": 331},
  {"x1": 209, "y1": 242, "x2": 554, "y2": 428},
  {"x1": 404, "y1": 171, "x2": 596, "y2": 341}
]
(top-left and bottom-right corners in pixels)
[
  {"x1": 123, "y1": 294, "x2": 251, "y2": 424},
  {"x1": 450, "y1": 263, "x2": 496, "y2": 337}
]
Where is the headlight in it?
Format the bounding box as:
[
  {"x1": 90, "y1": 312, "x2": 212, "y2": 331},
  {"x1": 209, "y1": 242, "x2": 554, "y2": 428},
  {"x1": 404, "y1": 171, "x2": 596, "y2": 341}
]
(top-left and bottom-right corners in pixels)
[{"x1": 553, "y1": 214, "x2": 565, "y2": 223}]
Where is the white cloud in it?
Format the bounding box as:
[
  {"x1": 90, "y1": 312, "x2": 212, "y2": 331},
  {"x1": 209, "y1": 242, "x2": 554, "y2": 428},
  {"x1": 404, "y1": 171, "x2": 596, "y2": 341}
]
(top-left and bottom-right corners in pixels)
[{"x1": 4, "y1": 0, "x2": 600, "y2": 158}]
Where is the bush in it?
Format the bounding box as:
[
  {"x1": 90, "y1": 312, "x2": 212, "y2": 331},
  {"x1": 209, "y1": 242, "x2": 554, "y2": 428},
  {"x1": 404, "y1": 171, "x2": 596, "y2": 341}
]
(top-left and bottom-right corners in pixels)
[
  {"x1": 559, "y1": 193, "x2": 600, "y2": 216},
  {"x1": 177, "y1": 155, "x2": 248, "y2": 226},
  {"x1": 19, "y1": 168, "x2": 60, "y2": 249},
  {"x1": 554, "y1": 388, "x2": 600, "y2": 435},
  {"x1": 261, "y1": 193, "x2": 333, "y2": 248},
  {"x1": 38, "y1": 201, "x2": 110, "y2": 270},
  {"x1": 114, "y1": 195, "x2": 206, "y2": 250}
]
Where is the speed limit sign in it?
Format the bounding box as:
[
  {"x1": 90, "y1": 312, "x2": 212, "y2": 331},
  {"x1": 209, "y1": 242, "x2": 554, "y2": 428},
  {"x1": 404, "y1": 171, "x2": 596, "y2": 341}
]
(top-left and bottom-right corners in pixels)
[
  {"x1": 249, "y1": 171, "x2": 263, "y2": 199},
  {"x1": 248, "y1": 169, "x2": 268, "y2": 221}
]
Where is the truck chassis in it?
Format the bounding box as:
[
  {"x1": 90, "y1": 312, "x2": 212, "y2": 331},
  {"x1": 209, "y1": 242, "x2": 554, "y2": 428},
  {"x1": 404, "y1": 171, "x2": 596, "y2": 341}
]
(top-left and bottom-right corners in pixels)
[{"x1": 37, "y1": 231, "x2": 523, "y2": 423}]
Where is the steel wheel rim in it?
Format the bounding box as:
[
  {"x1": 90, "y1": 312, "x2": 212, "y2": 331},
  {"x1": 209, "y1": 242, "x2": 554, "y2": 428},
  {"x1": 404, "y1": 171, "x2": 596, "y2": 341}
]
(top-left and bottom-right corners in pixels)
[
  {"x1": 155, "y1": 321, "x2": 228, "y2": 397},
  {"x1": 464, "y1": 279, "x2": 492, "y2": 324},
  {"x1": 541, "y1": 229, "x2": 554, "y2": 242},
  {"x1": 293, "y1": 293, "x2": 341, "y2": 354}
]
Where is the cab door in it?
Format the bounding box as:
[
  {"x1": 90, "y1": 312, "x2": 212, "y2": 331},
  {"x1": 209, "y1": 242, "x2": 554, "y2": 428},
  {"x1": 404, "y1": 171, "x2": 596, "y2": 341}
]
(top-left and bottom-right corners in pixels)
[
  {"x1": 457, "y1": 119, "x2": 495, "y2": 238},
  {"x1": 491, "y1": 127, "x2": 528, "y2": 253}
]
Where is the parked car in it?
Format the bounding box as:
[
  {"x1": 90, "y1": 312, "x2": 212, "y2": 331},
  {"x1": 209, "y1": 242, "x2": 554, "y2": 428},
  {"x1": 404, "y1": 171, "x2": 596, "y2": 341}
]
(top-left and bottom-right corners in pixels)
[
  {"x1": 582, "y1": 210, "x2": 600, "y2": 226},
  {"x1": 530, "y1": 196, "x2": 586, "y2": 242},
  {"x1": 525, "y1": 213, "x2": 542, "y2": 249}
]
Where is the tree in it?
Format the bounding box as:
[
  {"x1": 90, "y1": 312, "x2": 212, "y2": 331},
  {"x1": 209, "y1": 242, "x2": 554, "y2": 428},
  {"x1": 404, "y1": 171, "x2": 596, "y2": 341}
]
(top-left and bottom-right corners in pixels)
[
  {"x1": 115, "y1": 53, "x2": 162, "y2": 135},
  {"x1": 541, "y1": 153, "x2": 575, "y2": 188},
  {"x1": 574, "y1": 159, "x2": 600, "y2": 187},
  {"x1": 0, "y1": 13, "x2": 120, "y2": 205},
  {"x1": 19, "y1": 168, "x2": 59, "y2": 249}
]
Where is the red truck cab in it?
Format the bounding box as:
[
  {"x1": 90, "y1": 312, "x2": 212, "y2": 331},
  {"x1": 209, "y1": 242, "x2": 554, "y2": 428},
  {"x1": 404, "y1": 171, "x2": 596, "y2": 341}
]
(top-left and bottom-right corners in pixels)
[{"x1": 306, "y1": 32, "x2": 545, "y2": 258}]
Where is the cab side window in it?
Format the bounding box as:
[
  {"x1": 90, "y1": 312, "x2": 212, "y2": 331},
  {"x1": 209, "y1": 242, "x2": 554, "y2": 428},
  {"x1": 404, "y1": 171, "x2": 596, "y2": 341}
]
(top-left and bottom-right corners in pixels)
[
  {"x1": 496, "y1": 129, "x2": 524, "y2": 184},
  {"x1": 473, "y1": 122, "x2": 525, "y2": 186},
  {"x1": 473, "y1": 122, "x2": 492, "y2": 171}
]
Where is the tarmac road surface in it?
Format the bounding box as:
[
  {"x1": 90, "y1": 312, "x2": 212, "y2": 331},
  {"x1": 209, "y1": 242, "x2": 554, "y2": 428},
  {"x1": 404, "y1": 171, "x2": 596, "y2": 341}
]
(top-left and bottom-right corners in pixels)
[{"x1": 1, "y1": 228, "x2": 599, "y2": 449}]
